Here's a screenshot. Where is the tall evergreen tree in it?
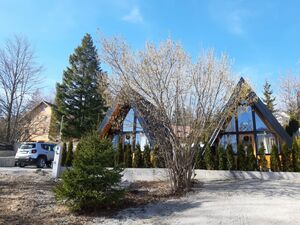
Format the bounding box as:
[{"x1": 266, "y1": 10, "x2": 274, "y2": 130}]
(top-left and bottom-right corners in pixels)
[
  {"x1": 217, "y1": 145, "x2": 227, "y2": 170},
  {"x1": 54, "y1": 33, "x2": 107, "y2": 139},
  {"x1": 270, "y1": 145, "x2": 281, "y2": 172},
  {"x1": 204, "y1": 145, "x2": 214, "y2": 170},
  {"x1": 262, "y1": 80, "x2": 276, "y2": 113},
  {"x1": 143, "y1": 145, "x2": 152, "y2": 168},
  {"x1": 237, "y1": 143, "x2": 246, "y2": 170},
  {"x1": 226, "y1": 144, "x2": 235, "y2": 170},
  {"x1": 258, "y1": 143, "x2": 267, "y2": 171},
  {"x1": 61, "y1": 142, "x2": 67, "y2": 166},
  {"x1": 246, "y1": 144, "x2": 257, "y2": 171}
]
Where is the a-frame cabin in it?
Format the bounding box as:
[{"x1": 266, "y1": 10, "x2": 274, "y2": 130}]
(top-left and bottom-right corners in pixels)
[{"x1": 209, "y1": 78, "x2": 292, "y2": 168}]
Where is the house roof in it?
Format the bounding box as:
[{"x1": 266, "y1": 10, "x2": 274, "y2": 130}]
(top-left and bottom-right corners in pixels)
[
  {"x1": 21, "y1": 100, "x2": 55, "y2": 121},
  {"x1": 208, "y1": 77, "x2": 293, "y2": 147},
  {"x1": 98, "y1": 99, "x2": 160, "y2": 146}
]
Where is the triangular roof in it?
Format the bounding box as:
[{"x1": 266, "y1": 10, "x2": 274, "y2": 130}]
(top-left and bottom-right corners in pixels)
[
  {"x1": 21, "y1": 101, "x2": 55, "y2": 121},
  {"x1": 208, "y1": 77, "x2": 292, "y2": 147},
  {"x1": 98, "y1": 96, "x2": 170, "y2": 147}
]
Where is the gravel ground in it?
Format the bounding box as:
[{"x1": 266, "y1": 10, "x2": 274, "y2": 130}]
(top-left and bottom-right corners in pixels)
[
  {"x1": 91, "y1": 179, "x2": 300, "y2": 225},
  {"x1": 1, "y1": 168, "x2": 300, "y2": 225}
]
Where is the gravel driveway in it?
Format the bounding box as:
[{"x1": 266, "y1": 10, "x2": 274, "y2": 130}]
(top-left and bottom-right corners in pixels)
[{"x1": 91, "y1": 179, "x2": 300, "y2": 225}]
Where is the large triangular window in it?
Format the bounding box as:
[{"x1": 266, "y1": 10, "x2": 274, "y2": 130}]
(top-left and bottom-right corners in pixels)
[
  {"x1": 225, "y1": 117, "x2": 236, "y2": 132},
  {"x1": 237, "y1": 106, "x2": 253, "y2": 131},
  {"x1": 255, "y1": 112, "x2": 269, "y2": 131},
  {"x1": 122, "y1": 109, "x2": 143, "y2": 132}
]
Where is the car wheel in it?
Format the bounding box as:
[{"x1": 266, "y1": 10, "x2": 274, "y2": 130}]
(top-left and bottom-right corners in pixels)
[
  {"x1": 19, "y1": 162, "x2": 25, "y2": 167},
  {"x1": 37, "y1": 157, "x2": 46, "y2": 168}
]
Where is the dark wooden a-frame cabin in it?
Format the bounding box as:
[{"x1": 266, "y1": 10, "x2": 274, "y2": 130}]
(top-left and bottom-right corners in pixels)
[{"x1": 209, "y1": 78, "x2": 292, "y2": 166}]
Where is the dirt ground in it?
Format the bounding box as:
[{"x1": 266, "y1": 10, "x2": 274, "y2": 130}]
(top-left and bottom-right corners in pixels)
[
  {"x1": 0, "y1": 168, "x2": 171, "y2": 225},
  {"x1": 2, "y1": 168, "x2": 300, "y2": 225}
]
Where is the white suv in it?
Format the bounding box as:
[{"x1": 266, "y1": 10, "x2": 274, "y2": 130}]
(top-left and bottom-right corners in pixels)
[{"x1": 15, "y1": 142, "x2": 56, "y2": 168}]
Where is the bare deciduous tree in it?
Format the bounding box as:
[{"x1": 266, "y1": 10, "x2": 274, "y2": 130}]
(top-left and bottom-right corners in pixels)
[
  {"x1": 100, "y1": 37, "x2": 250, "y2": 193},
  {"x1": 278, "y1": 74, "x2": 300, "y2": 118},
  {"x1": 0, "y1": 36, "x2": 42, "y2": 143}
]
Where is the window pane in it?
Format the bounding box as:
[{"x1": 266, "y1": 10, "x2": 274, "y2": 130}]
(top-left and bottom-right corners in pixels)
[
  {"x1": 122, "y1": 109, "x2": 143, "y2": 132},
  {"x1": 238, "y1": 106, "x2": 253, "y2": 131},
  {"x1": 255, "y1": 113, "x2": 268, "y2": 131},
  {"x1": 220, "y1": 134, "x2": 237, "y2": 153},
  {"x1": 257, "y1": 133, "x2": 276, "y2": 154},
  {"x1": 225, "y1": 117, "x2": 236, "y2": 132}
]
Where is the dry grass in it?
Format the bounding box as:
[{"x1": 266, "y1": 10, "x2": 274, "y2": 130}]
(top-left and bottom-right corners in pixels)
[{"x1": 0, "y1": 170, "x2": 173, "y2": 225}]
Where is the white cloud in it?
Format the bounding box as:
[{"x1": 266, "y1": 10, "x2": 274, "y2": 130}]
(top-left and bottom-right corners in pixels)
[{"x1": 122, "y1": 7, "x2": 143, "y2": 24}]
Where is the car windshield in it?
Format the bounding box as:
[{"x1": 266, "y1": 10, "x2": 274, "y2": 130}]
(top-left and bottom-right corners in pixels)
[{"x1": 20, "y1": 144, "x2": 36, "y2": 149}]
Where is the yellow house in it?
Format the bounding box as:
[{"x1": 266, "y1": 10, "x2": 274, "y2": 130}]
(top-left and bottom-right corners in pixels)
[{"x1": 20, "y1": 101, "x2": 56, "y2": 142}]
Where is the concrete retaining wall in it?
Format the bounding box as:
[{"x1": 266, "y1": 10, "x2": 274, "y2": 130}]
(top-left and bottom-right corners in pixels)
[{"x1": 59, "y1": 167, "x2": 300, "y2": 181}]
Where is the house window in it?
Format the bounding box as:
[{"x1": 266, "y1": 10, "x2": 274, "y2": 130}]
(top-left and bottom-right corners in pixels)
[
  {"x1": 255, "y1": 112, "x2": 268, "y2": 131},
  {"x1": 219, "y1": 134, "x2": 238, "y2": 153},
  {"x1": 238, "y1": 106, "x2": 253, "y2": 131},
  {"x1": 225, "y1": 117, "x2": 236, "y2": 132},
  {"x1": 257, "y1": 132, "x2": 276, "y2": 154}
]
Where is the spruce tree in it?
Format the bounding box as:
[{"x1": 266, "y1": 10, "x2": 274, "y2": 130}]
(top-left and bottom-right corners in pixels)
[
  {"x1": 258, "y1": 143, "x2": 267, "y2": 171},
  {"x1": 226, "y1": 144, "x2": 235, "y2": 170},
  {"x1": 143, "y1": 145, "x2": 152, "y2": 168},
  {"x1": 61, "y1": 142, "x2": 67, "y2": 166},
  {"x1": 54, "y1": 135, "x2": 123, "y2": 211},
  {"x1": 217, "y1": 145, "x2": 227, "y2": 170},
  {"x1": 204, "y1": 145, "x2": 214, "y2": 170},
  {"x1": 262, "y1": 80, "x2": 276, "y2": 113},
  {"x1": 237, "y1": 143, "x2": 246, "y2": 170},
  {"x1": 65, "y1": 141, "x2": 74, "y2": 167},
  {"x1": 54, "y1": 33, "x2": 107, "y2": 139},
  {"x1": 270, "y1": 145, "x2": 281, "y2": 172}
]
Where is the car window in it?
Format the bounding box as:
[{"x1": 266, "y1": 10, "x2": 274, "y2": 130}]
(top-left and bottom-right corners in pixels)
[
  {"x1": 20, "y1": 144, "x2": 36, "y2": 149},
  {"x1": 41, "y1": 144, "x2": 50, "y2": 151}
]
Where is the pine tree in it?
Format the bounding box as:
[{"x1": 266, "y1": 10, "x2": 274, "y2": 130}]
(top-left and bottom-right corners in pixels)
[
  {"x1": 270, "y1": 145, "x2": 281, "y2": 172},
  {"x1": 54, "y1": 33, "x2": 107, "y2": 139},
  {"x1": 262, "y1": 80, "x2": 276, "y2": 113},
  {"x1": 204, "y1": 145, "x2": 214, "y2": 170},
  {"x1": 124, "y1": 144, "x2": 132, "y2": 168},
  {"x1": 143, "y1": 145, "x2": 152, "y2": 168},
  {"x1": 226, "y1": 144, "x2": 235, "y2": 170},
  {"x1": 132, "y1": 145, "x2": 143, "y2": 168},
  {"x1": 61, "y1": 142, "x2": 67, "y2": 166},
  {"x1": 217, "y1": 145, "x2": 227, "y2": 170},
  {"x1": 237, "y1": 143, "x2": 246, "y2": 170},
  {"x1": 65, "y1": 141, "x2": 74, "y2": 167},
  {"x1": 246, "y1": 144, "x2": 257, "y2": 171},
  {"x1": 258, "y1": 143, "x2": 267, "y2": 171}
]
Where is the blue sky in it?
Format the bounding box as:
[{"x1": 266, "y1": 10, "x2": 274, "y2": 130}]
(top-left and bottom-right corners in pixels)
[{"x1": 1, "y1": 0, "x2": 300, "y2": 98}]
